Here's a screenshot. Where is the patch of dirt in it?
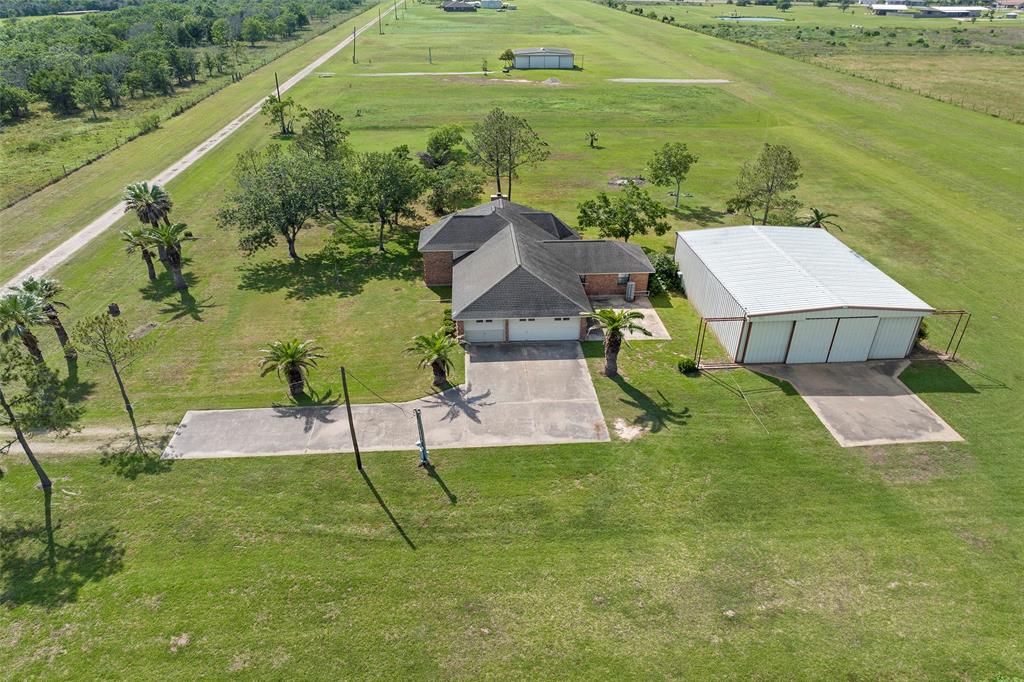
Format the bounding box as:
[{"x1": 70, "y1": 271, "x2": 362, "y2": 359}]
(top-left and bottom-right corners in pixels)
[
  {"x1": 169, "y1": 633, "x2": 190, "y2": 653},
  {"x1": 613, "y1": 418, "x2": 650, "y2": 442},
  {"x1": 129, "y1": 322, "x2": 158, "y2": 339},
  {"x1": 862, "y1": 445, "x2": 973, "y2": 484},
  {"x1": 608, "y1": 175, "x2": 646, "y2": 187}
]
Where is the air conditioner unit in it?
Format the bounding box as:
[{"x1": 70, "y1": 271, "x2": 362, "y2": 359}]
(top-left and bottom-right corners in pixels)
[{"x1": 625, "y1": 280, "x2": 636, "y2": 302}]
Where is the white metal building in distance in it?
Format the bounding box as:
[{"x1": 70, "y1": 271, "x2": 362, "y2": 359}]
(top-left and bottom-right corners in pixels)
[
  {"x1": 675, "y1": 226, "x2": 933, "y2": 364},
  {"x1": 513, "y1": 48, "x2": 575, "y2": 70}
]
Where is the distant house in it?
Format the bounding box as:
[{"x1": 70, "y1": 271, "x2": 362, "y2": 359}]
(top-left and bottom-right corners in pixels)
[
  {"x1": 441, "y1": 1, "x2": 478, "y2": 11},
  {"x1": 480, "y1": 0, "x2": 503, "y2": 7},
  {"x1": 997, "y1": 0, "x2": 1023, "y2": 8},
  {"x1": 915, "y1": 4, "x2": 987, "y2": 16},
  {"x1": 512, "y1": 48, "x2": 575, "y2": 70},
  {"x1": 870, "y1": 3, "x2": 910, "y2": 14},
  {"x1": 418, "y1": 197, "x2": 654, "y2": 343}
]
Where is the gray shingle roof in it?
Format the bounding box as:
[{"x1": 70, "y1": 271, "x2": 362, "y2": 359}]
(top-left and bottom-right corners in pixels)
[
  {"x1": 542, "y1": 240, "x2": 655, "y2": 275},
  {"x1": 418, "y1": 198, "x2": 577, "y2": 252},
  {"x1": 452, "y1": 225, "x2": 592, "y2": 320}
]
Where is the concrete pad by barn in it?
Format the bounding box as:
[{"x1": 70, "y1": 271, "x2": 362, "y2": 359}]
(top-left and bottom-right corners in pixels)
[
  {"x1": 751, "y1": 360, "x2": 963, "y2": 448},
  {"x1": 163, "y1": 343, "x2": 608, "y2": 459},
  {"x1": 586, "y1": 296, "x2": 671, "y2": 342}
]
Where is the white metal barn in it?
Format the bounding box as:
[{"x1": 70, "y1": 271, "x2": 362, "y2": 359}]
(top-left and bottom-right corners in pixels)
[
  {"x1": 675, "y1": 226, "x2": 933, "y2": 364},
  {"x1": 513, "y1": 48, "x2": 575, "y2": 70}
]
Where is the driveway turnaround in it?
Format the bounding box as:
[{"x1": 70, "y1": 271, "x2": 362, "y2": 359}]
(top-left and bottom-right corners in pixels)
[
  {"x1": 586, "y1": 296, "x2": 671, "y2": 342},
  {"x1": 163, "y1": 343, "x2": 608, "y2": 459},
  {"x1": 751, "y1": 360, "x2": 963, "y2": 448},
  {"x1": 2, "y1": 5, "x2": 393, "y2": 291}
]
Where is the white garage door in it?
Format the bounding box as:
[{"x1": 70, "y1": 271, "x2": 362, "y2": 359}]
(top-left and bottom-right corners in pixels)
[
  {"x1": 869, "y1": 317, "x2": 920, "y2": 359},
  {"x1": 827, "y1": 317, "x2": 880, "y2": 362},
  {"x1": 463, "y1": 319, "x2": 504, "y2": 343},
  {"x1": 508, "y1": 317, "x2": 579, "y2": 341},
  {"x1": 786, "y1": 318, "x2": 837, "y2": 364},
  {"x1": 742, "y1": 320, "x2": 791, "y2": 363}
]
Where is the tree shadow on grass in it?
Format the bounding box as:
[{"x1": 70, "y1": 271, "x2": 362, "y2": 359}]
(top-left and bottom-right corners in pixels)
[
  {"x1": 158, "y1": 289, "x2": 216, "y2": 322},
  {"x1": 0, "y1": 491, "x2": 124, "y2": 608},
  {"x1": 610, "y1": 375, "x2": 692, "y2": 433},
  {"x1": 236, "y1": 229, "x2": 420, "y2": 301},
  {"x1": 671, "y1": 204, "x2": 727, "y2": 226},
  {"x1": 139, "y1": 266, "x2": 198, "y2": 302},
  {"x1": 61, "y1": 358, "x2": 97, "y2": 405},
  {"x1": 98, "y1": 436, "x2": 173, "y2": 480}
]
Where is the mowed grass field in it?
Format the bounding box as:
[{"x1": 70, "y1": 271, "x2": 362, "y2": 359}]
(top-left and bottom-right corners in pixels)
[{"x1": 2, "y1": 0, "x2": 1023, "y2": 677}]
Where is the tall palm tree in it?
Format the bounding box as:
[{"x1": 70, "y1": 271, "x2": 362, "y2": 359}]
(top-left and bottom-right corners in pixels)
[
  {"x1": 0, "y1": 292, "x2": 50, "y2": 364},
  {"x1": 406, "y1": 328, "x2": 460, "y2": 388},
  {"x1": 258, "y1": 339, "x2": 325, "y2": 399},
  {"x1": 16, "y1": 277, "x2": 76, "y2": 360},
  {"x1": 144, "y1": 222, "x2": 194, "y2": 291},
  {"x1": 591, "y1": 309, "x2": 652, "y2": 377},
  {"x1": 123, "y1": 181, "x2": 173, "y2": 262},
  {"x1": 121, "y1": 227, "x2": 158, "y2": 281},
  {"x1": 801, "y1": 208, "x2": 842, "y2": 231}
]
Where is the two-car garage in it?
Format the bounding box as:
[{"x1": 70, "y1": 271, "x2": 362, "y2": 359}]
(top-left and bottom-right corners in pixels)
[
  {"x1": 463, "y1": 317, "x2": 582, "y2": 343},
  {"x1": 675, "y1": 226, "x2": 933, "y2": 365}
]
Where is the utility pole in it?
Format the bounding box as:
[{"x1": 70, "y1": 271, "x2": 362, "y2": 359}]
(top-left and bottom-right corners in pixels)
[
  {"x1": 428, "y1": 47, "x2": 432, "y2": 64},
  {"x1": 394, "y1": 0, "x2": 398, "y2": 20},
  {"x1": 340, "y1": 367, "x2": 363, "y2": 471},
  {"x1": 352, "y1": 27, "x2": 356, "y2": 64},
  {"x1": 414, "y1": 408, "x2": 430, "y2": 467},
  {"x1": 274, "y1": 72, "x2": 285, "y2": 134},
  {"x1": 378, "y1": 6, "x2": 383, "y2": 34}
]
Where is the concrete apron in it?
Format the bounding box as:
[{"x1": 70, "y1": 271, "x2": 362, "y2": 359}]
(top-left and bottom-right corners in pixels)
[
  {"x1": 163, "y1": 343, "x2": 610, "y2": 459},
  {"x1": 751, "y1": 359, "x2": 964, "y2": 448}
]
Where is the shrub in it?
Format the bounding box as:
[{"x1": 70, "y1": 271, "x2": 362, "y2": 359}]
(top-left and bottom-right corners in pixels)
[
  {"x1": 137, "y1": 113, "x2": 160, "y2": 136},
  {"x1": 917, "y1": 319, "x2": 929, "y2": 342},
  {"x1": 442, "y1": 307, "x2": 457, "y2": 338},
  {"x1": 643, "y1": 249, "x2": 680, "y2": 296},
  {"x1": 677, "y1": 356, "x2": 698, "y2": 374}
]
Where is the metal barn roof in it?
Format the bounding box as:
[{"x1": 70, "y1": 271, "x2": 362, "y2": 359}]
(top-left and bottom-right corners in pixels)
[
  {"x1": 677, "y1": 226, "x2": 933, "y2": 317},
  {"x1": 513, "y1": 47, "x2": 574, "y2": 56}
]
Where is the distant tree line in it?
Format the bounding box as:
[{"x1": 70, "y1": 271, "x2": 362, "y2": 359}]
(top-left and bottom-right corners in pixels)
[{"x1": 0, "y1": 0, "x2": 362, "y2": 121}]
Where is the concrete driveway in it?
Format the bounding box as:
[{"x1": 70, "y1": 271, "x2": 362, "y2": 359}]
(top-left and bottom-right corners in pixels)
[
  {"x1": 163, "y1": 343, "x2": 608, "y2": 459},
  {"x1": 586, "y1": 296, "x2": 671, "y2": 341},
  {"x1": 751, "y1": 360, "x2": 963, "y2": 448}
]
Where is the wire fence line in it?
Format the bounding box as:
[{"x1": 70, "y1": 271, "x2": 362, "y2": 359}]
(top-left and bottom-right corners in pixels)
[{"x1": 343, "y1": 367, "x2": 412, "y2": 416}]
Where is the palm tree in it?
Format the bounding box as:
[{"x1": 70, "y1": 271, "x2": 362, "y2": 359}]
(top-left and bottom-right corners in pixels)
[
  {"x1": 258, "y1": 339, "x2": 325, "y2": 399},
  {"x1": 121, "y1": 227, "x2": 158, "y2": 281},
  {"x1": 591, "y1": 309, "x2": 652, "y2": 377},
  {"x1": 16, "y1": 277, "x2": 76, "y2": 360},
  {"x1": 144, "y1": 222, "x2": 194, "y2": 291},
  {"x1": 123, "y1": 181, "x2": 173, "y2": 262},
  {"x1": 0, "y1": 292, "x2": 50, "y2": 364},
  {"x1": 406, "y1": 328, "x2": 460, "y2": 388},
  {"x1": 801, "y1": 208, "x2": 842, "y2": 231}
]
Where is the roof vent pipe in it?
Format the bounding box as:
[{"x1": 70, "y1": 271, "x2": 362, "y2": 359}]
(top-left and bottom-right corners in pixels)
[{"x1": 490, "y1": 193, "x2": 504, "y2": 201}]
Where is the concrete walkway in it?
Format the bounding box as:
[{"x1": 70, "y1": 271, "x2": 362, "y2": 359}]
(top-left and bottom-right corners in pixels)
[
  {"x1": 163, "y1": 343, "x2": 609, "y2": 459},
  {"x1": 752, "y1": 360, "x2": 963, "y2": 448},
  {"x1": 586, "y1": 296, "x2": 671, "y2": 342},
  {"x1": 2, "y1": 5, "x2": 394, "y2": 291}
]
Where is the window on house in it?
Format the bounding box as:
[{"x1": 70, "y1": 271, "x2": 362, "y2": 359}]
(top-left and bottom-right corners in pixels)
[
  {"x1": 617, "y1": 273, "x2": 630, "y2": 285},
  {"x1": 485, "y1": 319, "x2": 493, "y2": 323},
  {"x1": 475, "y1": 320, "x2": 484, "y2": 323}
]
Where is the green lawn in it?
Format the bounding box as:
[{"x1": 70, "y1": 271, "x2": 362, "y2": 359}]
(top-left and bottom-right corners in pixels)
[{"x1": 1, "y1": 0, "x2": 1022, "y2": 677}]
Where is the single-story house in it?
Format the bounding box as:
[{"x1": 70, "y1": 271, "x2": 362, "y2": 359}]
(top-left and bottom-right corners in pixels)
[
  {"x1": 675, "y1": 226, "x2": 933, "y2": 364},
  {"x1": 915, "y1": 5, "x2": 987, "y2": 16},
  {"x1": 997, "y1": 0, "x2": 1023, "y2": 8},
  {"x1": 870, "y1": 3, "x2": 910, "y2": 13},
  {"x1": 480, "y1": 0, "x2": 503, "y2": 8},
  {"x1": 513, "y1": 48, "x2": 575, "y2": 70},
  {"x1": 419, "y1": 197, "x2": 654, "y2": 342},
  {"x1": 441, "y1": 1, "x2": 478, "y2": 11}
]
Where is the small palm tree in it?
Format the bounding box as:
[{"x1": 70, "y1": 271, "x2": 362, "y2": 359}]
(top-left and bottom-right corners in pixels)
[
  {"x1": 124, "y1": 181, "x2": 173, "y2": 263},
  {"x1": 591, "y1": 309, "x2": 652, "y2": 377},
  {"x1": 121, "y1": 227, "x2": 158, "y2": 281},
  {"x1": 801, "y1": 208, "x2": 842, "y2": 231},
  {"x1": 16, "y1": 277, "x2": 76, "y2": 360},
  {"x1": 406, "y1": 328, "x2": 459, "y2": 388},
  {"x1": 144, "y1": 222, "x2": 195, "y2": 291},
  {"x1": 0, "y1": 291, "x2": 50, "y2": 364},
  {"x1": 258, "y1": 339, "x2": 326, "y2": 399},
  {"x1": 586, "y1": 131, "x2": 599, "y2": 148}
]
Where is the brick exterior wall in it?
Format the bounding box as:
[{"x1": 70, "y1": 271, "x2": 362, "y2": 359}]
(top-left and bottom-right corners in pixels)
[
  {"x1": 579, "y1": 316, "x2": 590, "y2": 341},
  {"x1": 583, "y1": 273, "x2": 650, "y2": 297},
  {"x1": 455, "y1": 321, "x2": 465, "y2": 337},
  {"x1": 423, "y1": 251, "x2": 453, "y2": 285}
]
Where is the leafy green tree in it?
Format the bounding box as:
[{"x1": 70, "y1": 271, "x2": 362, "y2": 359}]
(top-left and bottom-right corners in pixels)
[
  {"x1": 590, "y1": 309, "x2": 652, "y2": 377},
  {"x1": 801, "y1": 208, "x2": 842, "y2": 231},
  {"x1": 261, "y1": 93, "x2": 296, "y2": 136},
  {"x1": 776, "y1": 0, "x2": 792, "y2": 10},
  {"x1": 73, "y1": 314, "x2": 150, "y2": 453},
  {"x1": 73, "y1": 78, "x2": 104, "y2": 119},
  {"x1": 406, "y1": 328, "x2": 459, "y2": 388},
  {"x1": 258, "y1": 339, "x2": 325, "y2": 399},
  {"x1": 121, "y1": 226, "x2": 159, "y2": 282},
  {"x1": 730, "y1": 143, "x2": 802, "y2": 225},
  {"x1": 144, "y1": 222, "x2": 195, "y2": 290},
  {"x1": 647, "y1": 141, "x2": 699, "y2": 208},
  {"x1": 426, "y1": 163, "x2": 484, "y2": 216},
  {"x1": 351, "y1": 146, "x2": 426, "y2": 251},
  {"x1": 202, "y1": 50, "x2": 216, "y2": 77},
  {"x1": 29, "y1": 66, "x2": 78, "y2": 113},
  {"x1": 211, "y1": 18, "x2": 232, "y2": 45},
  {"x1": 499, "y1": 48, "x2": 515, "y2": 68},
  {"x1": 0, "y1": 81, "x2": 31, "y2": 120},
  {"x1": 15, "y1": 277, "x2": 75, "y2": 360},
  {"x1": 295, "y1": 107, "x2": 350, "y2": 162},
  {"x1": 0, "y1": 292, "x2": 49, "y2": 364},
  {"x1": 839, "y1": 0, "x2": 852, "y2": 11},
  {"x1": 467, "y1": 108, "x2": 549, "y2": 199},
  {"x1": 577, "y1": 181, "x2": 670, "y2": 243},
  {"x1": 0, "y1": 345, "x2": 81, "y2": 490},
  {"x1": 218, "y1": 145, "x2": 326, "y2": 260},
  {"x1": 242, "y1": 17, "x2": 268, "y2": 46},
  {"x1": 418, "y1": 124, "x2": 467, "y2": 169}
]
